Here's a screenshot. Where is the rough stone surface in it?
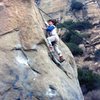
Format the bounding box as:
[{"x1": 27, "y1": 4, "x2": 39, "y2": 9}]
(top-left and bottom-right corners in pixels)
[
  {"x1": 0, "y1": 0, "x2": 84, "y2": 100},
  {"x1": 39, "y1": 0, "x2": 100, "y2": 22},
  {"x1": 38, "y1": 0, "x2": 70, "y2": 20}
]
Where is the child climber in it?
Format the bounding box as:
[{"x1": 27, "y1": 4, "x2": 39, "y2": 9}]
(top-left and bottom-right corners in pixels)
[{"x1": 43, "y1": 19, "x2": 65, "y2": 62}]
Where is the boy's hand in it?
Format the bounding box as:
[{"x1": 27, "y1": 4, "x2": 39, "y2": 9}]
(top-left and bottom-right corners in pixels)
[{"x1": 42, "y1": 27, "x2": 46, "y2": 30}]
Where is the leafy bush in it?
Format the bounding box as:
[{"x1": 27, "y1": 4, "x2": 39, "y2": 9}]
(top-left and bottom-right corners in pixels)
[
  {"x1": 58, "y1": 19, "x2": 93, "y2": 56},
  {"x1": 69, "y1": 31, "x2": 83, "y2": 45},
  {"x1": 58, "y1": 20, "x2": 93, "y2": 31},
  {"x1": 70, "y1": 21, "x2": 93, "y2": 31},
  {"x1": 66, "y1": 43, "x2": 83, "y2": 56},
  {"x1": 94, "y1": 49, "x2": 100, "y2": 61},
  {"x1": 78, "y1": 68, "x2": 100, "y2": 92},
  {"x1": 71, "y1": 1, "x2": 84, "y2": 11},
  {"x1": 62, "y1": 30, "x2": 83, "y2": 45},
  {"x1": 57, "y1": 20, "x2": 74, "y2": 29},
  {"x1": 61, "y1": 31, "x2": 71, "y2": 42}
]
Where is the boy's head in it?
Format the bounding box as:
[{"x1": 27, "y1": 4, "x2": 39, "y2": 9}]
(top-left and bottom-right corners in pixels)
[{"x1": 47, "y1": 19, "x2": 57, "y2": 26}]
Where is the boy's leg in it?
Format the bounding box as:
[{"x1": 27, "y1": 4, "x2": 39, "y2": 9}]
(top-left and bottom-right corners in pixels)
[
  {"x1": 54, "y1": 43, "x2": 62, "y2": 56},
  {"x1": 47, "y1": 36, "x2": 56, "y2": 46},
  {"x1": 54, "y1": 43, "x2": 65, "y2": 62},
  {"x1": 47, "y1": 36, "x2": 65, "y2": 62}
]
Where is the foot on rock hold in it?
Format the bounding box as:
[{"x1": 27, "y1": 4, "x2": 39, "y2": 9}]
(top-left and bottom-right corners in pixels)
[{"x1": 59, "y1": 56, "x2": 65, "y2": 63}]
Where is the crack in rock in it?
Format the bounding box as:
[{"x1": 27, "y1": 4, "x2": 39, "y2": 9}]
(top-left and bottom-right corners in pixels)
[
  {"x1": 45, "y1": 85, "x2": 64, "y2": 100},
  {"x1": 0, "y1": 66, "x2": 39, "y2": 100},
  {"x1": 57, "y1": 64, "x2": 73, "y2": 79},
  {"x1": 0, "y1": 28, "x2": 19, "y2": 37},
  {"x1": 13, "y1": 48, "x2": 41, "y2": 75}
]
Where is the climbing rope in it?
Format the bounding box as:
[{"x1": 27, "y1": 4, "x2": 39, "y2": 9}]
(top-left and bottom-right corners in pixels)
[
  {"x1": 34, "y1": 3, "x2": 52, "y2": 19},
  {"x1": 34, "y1": 2, "x2": 64, "y2": 24}
]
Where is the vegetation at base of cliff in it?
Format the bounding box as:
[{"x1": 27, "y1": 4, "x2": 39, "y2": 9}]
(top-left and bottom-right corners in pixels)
[
  {"x1": 71, "y1": 1, "x2": 84, "y2": 11},
  {"x1": 61, "y1": 30, "x2": 83, "y2": 45},
  {"x1": 57, "y1": 20, "x2": 93, "y2": 56},
  {"x1": 78, "y1": 68, "x2": 100, "y2": 92},
  {"x1": 60, "y1": 30, "x2": 84, "y2": 56},
  {"x1": 57, "y1": 20, "x2": 93, "y2": 31},
  {"x1": 94, "y1": 49, "x2": 100, "y2": 61},
  {"x1": 66, "y1": 43, "x2": 83, "y2": 56}
]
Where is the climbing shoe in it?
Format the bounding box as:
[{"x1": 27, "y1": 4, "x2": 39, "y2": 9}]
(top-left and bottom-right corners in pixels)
[
  {"x1": 59, "y1": 56, "x2": 65, "y2": 63},
  {"x1": 49, "y1": 45, "x2": 54, "y2": 51}
]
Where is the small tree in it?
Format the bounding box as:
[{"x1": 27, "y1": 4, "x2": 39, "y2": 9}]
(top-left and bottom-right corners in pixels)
[
  {"x1": 71, "y1": 1, "x2": 84, "y2": 11},
  {"x1": 66, "y1": 43, "x2": 83, "y2": 56},
  {"x1": 57, "y1": 20, "x2": 93, "y2": 31},
  {"x1": 78, "y1": 68, "x2": 100, "y2": 92}
]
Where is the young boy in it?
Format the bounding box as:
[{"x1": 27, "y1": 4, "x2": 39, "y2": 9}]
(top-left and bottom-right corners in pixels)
[{"x1": 44, "y1": 19, "x2": 65, "y2": 62}]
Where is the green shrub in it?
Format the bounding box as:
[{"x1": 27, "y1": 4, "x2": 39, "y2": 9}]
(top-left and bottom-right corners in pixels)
[
  {"x1": 61, "y1": 31, "x2": 71, "y2": 42},
  {"x1": 94, "y1": 49, "x2": 100, "y2": 61},
  {"x1": 66, "y1": 43, "x2": 83, "y2": 56},
  {"x1": 70, "y1": 21, "x2": 93, "y2": 31},
  {"x1": 60, "y1": 20, "x2": 75, "y2": 29},
  {"x1": 78, "y1": 68, "x2": 100, "y2": 91},
  {"x1": 58, "y1": 19, "x2": 93, "y2": 56},
  {"x1": 58, "y1": 20, "x2": 93, "y2": 31},
  {"x1": 71, "y1": 1, "x2": 84, "y2": 11},
  {"x1": 69, "y1": 31, "x2": 83, "y2": 45},
  {"x1": 57, "y1": 20, "x2": 74, "y2": 29},
  {"x1": 62, "y1": 30, "x2": 83, "y2": 45}
]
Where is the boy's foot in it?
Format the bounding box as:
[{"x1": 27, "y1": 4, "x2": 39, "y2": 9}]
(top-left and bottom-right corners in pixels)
[
  {"x1": 49, "y1": 45, "x2": 53, "y2": 51},
  {"x1": 59, "y1": 55, "x2": 65, "y2": 62}
]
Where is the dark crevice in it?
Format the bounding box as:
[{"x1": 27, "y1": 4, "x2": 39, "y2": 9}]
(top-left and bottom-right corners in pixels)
[
  {"x1": 23, "y1": 48, "x2": 38, "y2": 52},
  {"x1": 0, "y1": 87, "x2": 12, "y2": 96},
  {"x1": 85, "y1": 41, "x2": 100, "y2": 47},
  {"x1": 49, "y1": 85, "x2": 56, "y2": 91},
  {"x1": 28, "y1": 63, "x2": 41, "y2": 74},
  {"x1": 48, "y1": 85, "x2": 64, "y2": 100},
  {"x1": 34, "y1": 97, "x2": 41, "y2": 100},
  {"x1": 11, "y1": 47, "x2": 38, "y2": 52},
  {"x1": 0, "y1": 28, "x2": 19, "y2": 37},
  {"x1": 12, "y1": 48, "x2": 41, "y2": 75},
  {"x1": 58, "y1": 65, "x2": 73, "y2": 79},
  {"x1": 35, "y1": 0, "x2": 41, "y2": 6}
]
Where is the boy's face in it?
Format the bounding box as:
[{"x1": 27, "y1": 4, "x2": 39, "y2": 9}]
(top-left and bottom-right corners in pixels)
[{"x1": 48, "y1": 21, "x2": 53, "y2": 25}]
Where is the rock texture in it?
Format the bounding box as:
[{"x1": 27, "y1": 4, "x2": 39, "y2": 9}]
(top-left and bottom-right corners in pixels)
[
  {"x1": 39, "y1": 0, "x2": 100, "y2": 22},
  {"x1": 0, "y1": 0, "x2": 83, "y2": 100},
  {"x1": 37, "y1": 0, "x2": 70, "y2": 20}
]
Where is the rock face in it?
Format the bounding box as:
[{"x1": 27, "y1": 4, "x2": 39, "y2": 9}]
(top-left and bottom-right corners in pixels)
[
  {"x1": 37, "y1": 0, "x2": 70, "y2": 20},
  {"x1": 0, "y1": 0, "x2": 83, "y2": 100}
]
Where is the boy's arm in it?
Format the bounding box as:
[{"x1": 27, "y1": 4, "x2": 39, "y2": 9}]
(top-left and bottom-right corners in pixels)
[
  {"x1": 44, "y1": 19, "x2": 49, "y2": 26},
  {"x1": 42, "y1": 27, "x2": 47, "y2": 30},
  {"x1": 42, "y1": 20, "x2": 48, "y2": 30}
]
